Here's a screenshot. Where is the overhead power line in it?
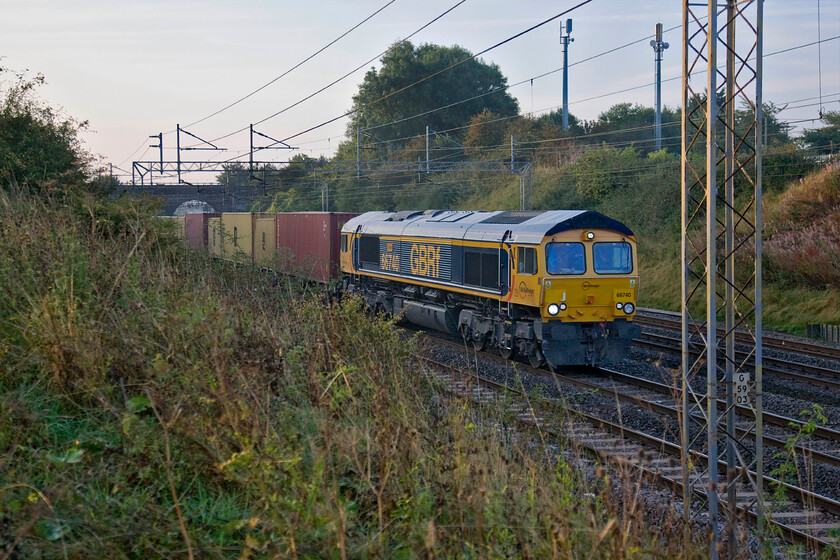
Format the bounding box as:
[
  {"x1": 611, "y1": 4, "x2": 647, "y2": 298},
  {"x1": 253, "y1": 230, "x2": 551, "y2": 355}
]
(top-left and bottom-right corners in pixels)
[
  {"x1": 201, "y1": 0, "x2": 468, "y2": 147},
  {"x1": 116, "y1": 0, "x2": 399, "y2": 162},
  {"x1": 268, "y1": 0, "x2": 595, "y2": 148},
  {"x1": 282, "y1": 22, "x2": 689, "y2": 153},
  {"x1": 357, "y1": 35, "x2": 840, "y2": 150},
  {"x1": 180, "y1": 0, "x2": 399, "y2": 131}
]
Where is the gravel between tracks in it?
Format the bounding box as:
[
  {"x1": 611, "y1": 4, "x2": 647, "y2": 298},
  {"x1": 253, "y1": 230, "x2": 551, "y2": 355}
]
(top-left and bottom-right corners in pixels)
[{"x1": 420, "y1": 333, "x2": 840, "y2": 508}]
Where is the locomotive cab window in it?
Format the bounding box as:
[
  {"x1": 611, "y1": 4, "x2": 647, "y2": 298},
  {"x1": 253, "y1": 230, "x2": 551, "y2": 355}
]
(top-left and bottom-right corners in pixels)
[
  {"x1": 546, "y1": 242, "x2": 585, "y2": 275},
  {"x1": 341, "y1": 234, "x2": 348, "y2": 253},
  {"x1": 593, "y1": 242, "x2": 633, "y2": 274},
  {"x1": 517, "y1": 246, "x2": 537, "y2": 275}
]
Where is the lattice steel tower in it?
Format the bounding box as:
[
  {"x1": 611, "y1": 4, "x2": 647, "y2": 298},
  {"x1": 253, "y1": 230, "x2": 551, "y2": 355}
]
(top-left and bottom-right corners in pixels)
[{"x1": 680, "y1": 1, "x2": 763, "y2": 558}]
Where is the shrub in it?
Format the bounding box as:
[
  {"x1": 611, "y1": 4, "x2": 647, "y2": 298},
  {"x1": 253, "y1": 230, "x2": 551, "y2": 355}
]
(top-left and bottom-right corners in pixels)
[{"x1": 0, "y1": 68, "x2": 92, "y2": 193}]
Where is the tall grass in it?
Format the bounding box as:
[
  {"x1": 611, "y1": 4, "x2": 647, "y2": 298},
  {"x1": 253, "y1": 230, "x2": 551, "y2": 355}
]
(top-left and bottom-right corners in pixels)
[
  {"x1": 765, "y1": 167, "x2": 840, "y2": 289},
  {"x1": 0, "y1": 188, "x2": 702, "y2": 558}
]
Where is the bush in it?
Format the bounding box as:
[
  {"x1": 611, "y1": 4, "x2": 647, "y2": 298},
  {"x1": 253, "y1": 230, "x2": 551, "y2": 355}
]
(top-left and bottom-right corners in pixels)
[{"x1": 0, "y1": 68, "x2": 92, "y2": 193}]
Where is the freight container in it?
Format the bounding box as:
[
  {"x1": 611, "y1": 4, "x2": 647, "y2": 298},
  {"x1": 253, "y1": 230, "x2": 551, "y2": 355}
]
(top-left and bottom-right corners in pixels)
[
  {"x1": 275, "y1": 212, "x2": 358, "y2": 283},
  {"x1": 220, "y1": 213, "x2": 254, "y2": 261},
  {"x1": 253, "y1": 213, "x2": 277, "y2": 266},
  {"x1": 208, "y1": 217, "x2": 223, "y2": 258},
  {"x1": 185, "y1": 213, "x2": 220, "y2": 249}
]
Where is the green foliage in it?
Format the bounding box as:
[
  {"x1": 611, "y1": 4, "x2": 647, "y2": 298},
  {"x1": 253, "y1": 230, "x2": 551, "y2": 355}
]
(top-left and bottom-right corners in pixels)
[
  {"x1": 0, "y1": 67, "x2": 91, "y2": 192},
  {"x1": 569, "y1": 145, "x2": 642, "y2": 203},
  {"x1": 769, "y1": 404, "x2": 827, "y2": 507},
  {"x1": 349, "y1": 42, "x2": 519, "y2": 148},
  {"x1": 581, "y1": 103, "x2": 680, "y2": 153},
  {"x1": 801, "y1": 111, "x2": 840, "y2": 154},
  {"x1": 763, "y1": 142, "x2": 818, "y2": 193},
  {"x1": 464, "y1": 108, "x2": 508, "y2": 149}
]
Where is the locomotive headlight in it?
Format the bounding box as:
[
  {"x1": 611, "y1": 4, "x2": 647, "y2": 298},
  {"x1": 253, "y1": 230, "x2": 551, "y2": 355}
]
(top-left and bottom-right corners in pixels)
[
  {"x1": 547, "y1": 303, "x2": 560, "y2": 316},
  {"x1": 586, "y1": 231, "x2": 595, "y2": 240},
  {"x1": 616, "y1": 302, "x2": 623, "y2": 310},
  {"x1": 623, "y1": 302, "x2": 635, "y2": 315},
  {"x1": 559, "y1": 302, "x2": 567, "y2": 311}
]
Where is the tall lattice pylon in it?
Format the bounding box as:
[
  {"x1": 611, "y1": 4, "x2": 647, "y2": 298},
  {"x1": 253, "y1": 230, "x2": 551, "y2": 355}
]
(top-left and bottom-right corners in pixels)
[{"x1": 680, "y1": 1, "x2": 763, "y2": 558}]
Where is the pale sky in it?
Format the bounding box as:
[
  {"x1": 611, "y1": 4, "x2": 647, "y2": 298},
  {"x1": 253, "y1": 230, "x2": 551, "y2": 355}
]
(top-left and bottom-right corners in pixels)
[{"x1": 1, "y1": 0, "x2": 838, "y2": 184}]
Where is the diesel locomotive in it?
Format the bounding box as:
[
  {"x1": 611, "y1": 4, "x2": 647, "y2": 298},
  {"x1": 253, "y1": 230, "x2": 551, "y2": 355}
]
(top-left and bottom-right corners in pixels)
[{"x1": 340, "y1": 209, "x2": 641, "y2": 367}]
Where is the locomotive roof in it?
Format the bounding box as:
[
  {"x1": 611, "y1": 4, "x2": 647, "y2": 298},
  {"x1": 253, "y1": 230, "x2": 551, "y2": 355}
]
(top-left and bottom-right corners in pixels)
[{"x1": 341, "y1": 210, "x2": 634, "y2": 244}]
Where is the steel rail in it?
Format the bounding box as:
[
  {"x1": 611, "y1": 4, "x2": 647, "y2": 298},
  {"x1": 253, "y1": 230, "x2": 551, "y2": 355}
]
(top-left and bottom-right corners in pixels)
[
  {"x1": 428, "y1": 335, "x2": 840, "y2": 456},
  {"x1": 420, "y1": 351, "x2": 838, "y2": 551},
  {"x1": 636, "y1": 308, "x2": 840, "y2": 362},
  {"x1": 597, "y1": 368, "x2": 840, "y2": 445},
  {"x1": 637, "y1": 331, "x2": 840, "y2": 392}
]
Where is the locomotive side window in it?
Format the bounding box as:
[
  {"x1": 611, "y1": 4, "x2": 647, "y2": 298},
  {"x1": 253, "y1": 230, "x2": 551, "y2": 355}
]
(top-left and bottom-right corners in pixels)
[
  {"x1": 517, "y1": 246, "x2": 537, "y2": 274},
  {"x1": 593, "y1": 242, "x2": 633, "y2": 274},
  {"x1": 545, "y1": 243, "x2": 585, "y2": 275},
  {"x1": 359, "y1": 235, "x2": 380, "y2": 265},
  {"x1": 341, "y1": 234, "x2": 348, "y2": 252}
]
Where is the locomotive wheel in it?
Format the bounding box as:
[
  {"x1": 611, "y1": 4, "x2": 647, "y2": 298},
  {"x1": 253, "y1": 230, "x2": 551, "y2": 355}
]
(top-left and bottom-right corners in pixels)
[
  {"x1": 471, "y1": 332, "x2": 486, "y2": 351},
  {"x1": 528, "y1": 347, "x2": 545, "y2": 368}
]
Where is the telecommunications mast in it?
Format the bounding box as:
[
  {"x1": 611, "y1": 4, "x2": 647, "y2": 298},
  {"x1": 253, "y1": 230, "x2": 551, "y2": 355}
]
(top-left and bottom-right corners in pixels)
[
  {"x1": 650, "y1": 23, "x2": 669, "y2": 151},
  {"x1": 560, "y1": 18, "x2": 574, "y2": 130}
]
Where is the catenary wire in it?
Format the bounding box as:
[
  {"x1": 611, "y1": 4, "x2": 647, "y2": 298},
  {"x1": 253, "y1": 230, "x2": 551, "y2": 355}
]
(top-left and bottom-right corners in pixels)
[
  {"x1": 194, "y1": 0, "x2": 468, "y2": 147},
  {"x1": 264, "y1": 0, "x2": 596, "y2": 148},
  {"x1": 178, "y1": 0, "x2": 399, "y2": 131}
]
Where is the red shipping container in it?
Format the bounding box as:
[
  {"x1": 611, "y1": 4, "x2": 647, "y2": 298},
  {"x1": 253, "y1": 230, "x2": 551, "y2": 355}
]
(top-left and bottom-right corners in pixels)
[
  {"x1": 275, "y1": 212, "x2": 358, "y2": 283},
  {"x1": 185, "y1": 213, "x2": 220, "y2": 249}
]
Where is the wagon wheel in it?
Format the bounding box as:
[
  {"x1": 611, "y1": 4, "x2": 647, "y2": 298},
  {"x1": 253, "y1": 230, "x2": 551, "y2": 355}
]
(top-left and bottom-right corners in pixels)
[
  {"x1": 528, "y1": 347, "x2": 545, "y2": 368},
  {"x1": 499, "y1": 344, "x2": 514, "y2": 360}
]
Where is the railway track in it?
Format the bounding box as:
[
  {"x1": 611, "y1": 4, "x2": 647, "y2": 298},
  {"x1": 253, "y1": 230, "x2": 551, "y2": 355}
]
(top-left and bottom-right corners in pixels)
[
  {"x1": 636, "y1": 308, "x2": 840, "y2": 362},
  {"x1": 421, "y1": 334, "x2": 840, "y2": 553},
  {"x1": 635, "y1": 309, "x2": 840, "y2": 393}
]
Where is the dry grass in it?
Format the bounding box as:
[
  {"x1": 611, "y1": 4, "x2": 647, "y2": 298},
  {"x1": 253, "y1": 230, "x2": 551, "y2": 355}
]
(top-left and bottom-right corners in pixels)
[
  {"x1": 0, "y1": 187, "x2": 707, "y2": 558},
  {"x1": 765, "y1": 166, "x2": 840, "y2": 289}
]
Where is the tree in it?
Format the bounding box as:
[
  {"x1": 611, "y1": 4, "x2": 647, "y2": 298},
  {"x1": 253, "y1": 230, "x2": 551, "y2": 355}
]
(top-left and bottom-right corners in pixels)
[
  {"x1": 215, "y1": 162, "x2": 251, "y2": 188},
  {"x1": 570, "y1": 145, "x2": 641, "y2": 202},
  {"x1": 802, "y1": 111, "x2": 840, "y2": 155},
  {"x1": 580, "y1": 103, "x2": 680, "y2": 153},
  {"x1": 0, "y1": 68, "x2": 91, "y2": 192},
  {"x1": 347, "y1": 42, "x2": 519, "y2": 152},
  {"x1": 464, "y1": 109, "x2": 507, "y2": 150}
]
